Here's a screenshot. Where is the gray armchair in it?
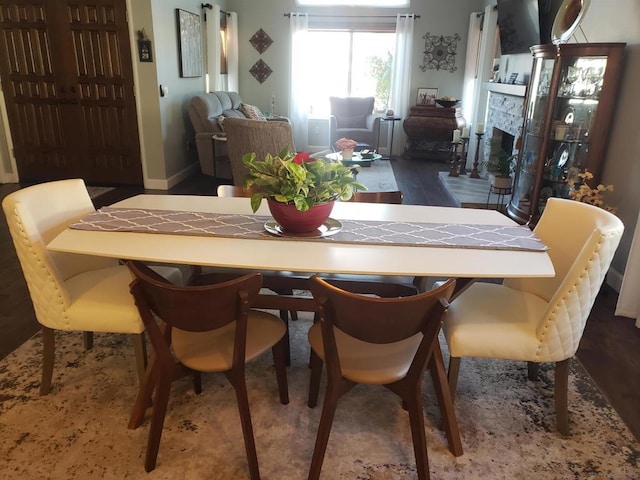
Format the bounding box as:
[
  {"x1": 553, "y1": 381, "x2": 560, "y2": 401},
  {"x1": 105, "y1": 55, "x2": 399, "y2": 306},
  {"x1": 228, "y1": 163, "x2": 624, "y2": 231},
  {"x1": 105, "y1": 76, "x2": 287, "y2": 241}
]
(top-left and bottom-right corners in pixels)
[
  {"x1": 329, "y1": 96, "x2": 381, "y2": 152},
  {"x1": 224, "y1": 117, "x2": 296, "y2": 186}
]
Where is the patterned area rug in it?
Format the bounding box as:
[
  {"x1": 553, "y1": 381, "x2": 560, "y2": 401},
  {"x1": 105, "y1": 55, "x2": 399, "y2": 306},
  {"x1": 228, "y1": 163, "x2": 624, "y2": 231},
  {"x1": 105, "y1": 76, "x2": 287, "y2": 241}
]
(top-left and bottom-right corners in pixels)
[
  {"x1": 355, "y1": 159, "x2": 398, "y2": 192},
  {"x1": 438, "y1": 172, "x2": 510, "y2": 209},
  {"x1": 0, "y1": 312, "x2": 638, "y2": 479}
]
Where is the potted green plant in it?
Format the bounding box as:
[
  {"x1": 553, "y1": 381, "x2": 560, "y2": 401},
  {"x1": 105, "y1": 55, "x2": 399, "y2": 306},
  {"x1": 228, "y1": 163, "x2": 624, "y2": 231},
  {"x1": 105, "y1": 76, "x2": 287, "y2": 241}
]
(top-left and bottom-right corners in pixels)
[
  {"x1": 489, "y1": 151, "x2": 516, "y2": 190},
  {"x1": 243, "y1": 148, "x2": 366, "y2": 233}
]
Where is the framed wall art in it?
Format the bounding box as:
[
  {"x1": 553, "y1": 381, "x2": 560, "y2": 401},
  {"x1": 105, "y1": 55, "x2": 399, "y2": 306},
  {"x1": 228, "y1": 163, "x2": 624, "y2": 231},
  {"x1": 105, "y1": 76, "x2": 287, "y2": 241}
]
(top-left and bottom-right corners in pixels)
[
  {"x1": 417, "y1": 88, "x2": 438, "y2": 106},
  {"x1": 176, "y1": 9, "x2": 202, "y2": 78}
]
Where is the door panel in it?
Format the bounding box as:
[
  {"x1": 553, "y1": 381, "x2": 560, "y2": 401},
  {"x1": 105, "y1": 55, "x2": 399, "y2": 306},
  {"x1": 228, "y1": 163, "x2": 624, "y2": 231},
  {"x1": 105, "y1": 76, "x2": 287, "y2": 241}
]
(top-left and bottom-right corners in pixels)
[{"x1": 0, "y1": 0, "x2": 142, "y2": 185}]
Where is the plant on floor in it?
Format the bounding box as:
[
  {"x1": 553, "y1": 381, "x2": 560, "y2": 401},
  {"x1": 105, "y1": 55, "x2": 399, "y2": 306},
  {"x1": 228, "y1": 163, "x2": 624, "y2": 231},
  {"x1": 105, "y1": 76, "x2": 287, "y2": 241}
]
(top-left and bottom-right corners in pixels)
[{"x1": 243, "y1": 148, "x2": 366, "y2": 213}]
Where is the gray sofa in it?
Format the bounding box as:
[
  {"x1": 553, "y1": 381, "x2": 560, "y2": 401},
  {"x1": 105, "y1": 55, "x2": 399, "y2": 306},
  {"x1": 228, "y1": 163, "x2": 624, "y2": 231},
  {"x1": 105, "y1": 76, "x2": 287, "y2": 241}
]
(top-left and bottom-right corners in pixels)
[
  {"x1": 188, "y1": 91, "x2": 245, "y2": 177},
  {"x1": 188, "y1": 91, "x2": 289, "y2": 177}
]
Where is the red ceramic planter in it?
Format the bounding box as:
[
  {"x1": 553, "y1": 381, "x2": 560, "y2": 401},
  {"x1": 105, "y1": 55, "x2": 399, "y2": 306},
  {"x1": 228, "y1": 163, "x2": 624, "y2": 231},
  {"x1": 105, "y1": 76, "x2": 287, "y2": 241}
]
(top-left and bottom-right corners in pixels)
[{"x1": 267, "y1": 198, "x2": 335, "y2": 233}]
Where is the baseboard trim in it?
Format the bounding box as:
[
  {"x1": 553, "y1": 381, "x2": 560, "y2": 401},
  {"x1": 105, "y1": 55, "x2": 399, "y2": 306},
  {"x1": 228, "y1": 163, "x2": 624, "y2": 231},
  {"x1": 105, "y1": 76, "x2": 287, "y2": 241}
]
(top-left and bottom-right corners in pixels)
[{"x1": 144, "y1": 162, "x2": 199, "y2": 190}]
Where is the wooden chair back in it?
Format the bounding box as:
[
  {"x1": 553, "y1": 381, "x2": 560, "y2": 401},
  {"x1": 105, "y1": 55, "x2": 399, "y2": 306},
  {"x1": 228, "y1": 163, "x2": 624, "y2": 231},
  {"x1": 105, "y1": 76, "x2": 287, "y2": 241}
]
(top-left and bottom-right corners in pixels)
[
  {"x1": 217, "y1": 184, "x2": 257, "y2": 197},
  {"x1": 350, "y1": 190, "x2": 403, "y2": 204},
  {"x1": 310, "y1": 275, "x2": 454, "y2": 348}
]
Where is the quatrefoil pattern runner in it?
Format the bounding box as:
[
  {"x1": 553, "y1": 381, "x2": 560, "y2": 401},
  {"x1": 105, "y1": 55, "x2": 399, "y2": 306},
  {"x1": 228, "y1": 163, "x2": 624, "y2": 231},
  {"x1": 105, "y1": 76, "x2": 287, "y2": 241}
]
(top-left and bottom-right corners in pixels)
[{"x1": 70, "y1": 207, "x2": 548, "y2": 251}]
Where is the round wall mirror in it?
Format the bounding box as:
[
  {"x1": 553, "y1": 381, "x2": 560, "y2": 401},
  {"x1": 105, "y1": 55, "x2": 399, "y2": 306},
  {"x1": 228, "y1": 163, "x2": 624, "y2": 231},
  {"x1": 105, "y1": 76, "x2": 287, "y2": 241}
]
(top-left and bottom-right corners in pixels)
[{"x1": 551, "y1": 0, "x2": 591, "y2": 45}]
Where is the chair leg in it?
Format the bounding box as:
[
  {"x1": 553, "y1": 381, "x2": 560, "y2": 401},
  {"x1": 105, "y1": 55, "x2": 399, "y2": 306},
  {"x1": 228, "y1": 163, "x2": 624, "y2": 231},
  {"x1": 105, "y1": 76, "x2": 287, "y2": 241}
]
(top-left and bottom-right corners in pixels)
[
  {"x1": 527, "y1": 361, "x2": 539, "y2": 381},
  {"x1": 308, "y1": 350, "x2": 323, "y2": 408},
  {"x1": 428, "y1": 349, "x2": 463, "y2": 456},
  {"x1": 193, "y1": 372, "x2": 202, "y2": 394},
  {"x1": 405, "y1": 388, "x2": 431, "y2": 480},
  {"x1": 555, "y1": 358, "x2": 570, "y2": 436},
  {"x1": 308, "y1": 386, "x2": 340, "y2": 480},
  {"x1": 144, "y1": 376, "x2": 172, "y2": 472},
  {"x1": 40, "y1": 327, "x2": 55, "y2": 395},
  {"x1": 82, "y1": 331, "x2": 94, "y2": 351},
  {"x1": 272, "y1": 338, "x2": 290, "y2": 405},
  {"x1": 131, "y1": 333, "x2": 148, "y2": 384},
  {"x1": 278, "y1": 310, "x2": 291, "y2": 367},
  {"x1": 129, "y1": 355, "x2": 160, "y2": 429},
  {"x1": 447, "y1": 356, "x2": 461, "y2": 399},
  {"x1": 231, "y1": 377, "x2": 261, "y2": 480}
]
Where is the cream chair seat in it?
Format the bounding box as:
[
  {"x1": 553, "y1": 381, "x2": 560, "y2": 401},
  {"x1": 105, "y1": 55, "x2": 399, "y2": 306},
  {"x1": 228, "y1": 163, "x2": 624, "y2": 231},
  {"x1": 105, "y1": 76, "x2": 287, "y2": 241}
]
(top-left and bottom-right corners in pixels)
[
  {"x1": 2, "y1": 179, "x2": 181, "y2": 394},
  {"x1": 443, "y1": 198, "x2": 624, "y2": 434}
]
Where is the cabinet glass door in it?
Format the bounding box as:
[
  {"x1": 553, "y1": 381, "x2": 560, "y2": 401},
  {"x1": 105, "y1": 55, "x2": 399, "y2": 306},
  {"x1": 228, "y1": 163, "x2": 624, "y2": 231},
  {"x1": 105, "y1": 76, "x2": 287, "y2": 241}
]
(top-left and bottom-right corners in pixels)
[
  {"x1": 509, "y1": 56, "x2": 555, "y2": 217},
  {"x1": 541, "y1": 55, "x2": 606, "y2": 207}
]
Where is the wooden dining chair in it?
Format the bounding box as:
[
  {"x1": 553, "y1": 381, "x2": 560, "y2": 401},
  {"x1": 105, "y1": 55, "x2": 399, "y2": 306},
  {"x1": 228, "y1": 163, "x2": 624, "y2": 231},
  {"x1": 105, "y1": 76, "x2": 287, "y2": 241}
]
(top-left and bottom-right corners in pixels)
[
  {"x1": 126, "y1": 261, "x2": 289, "y2": 475},
  {"x1": 307, "y1": 276, "x2": 462, "y2": 480}
]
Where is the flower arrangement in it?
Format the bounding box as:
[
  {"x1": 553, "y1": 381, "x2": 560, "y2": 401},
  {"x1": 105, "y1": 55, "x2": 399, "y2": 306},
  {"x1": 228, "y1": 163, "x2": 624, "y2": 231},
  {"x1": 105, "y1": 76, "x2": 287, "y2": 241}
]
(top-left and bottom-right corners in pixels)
[
  {"x1": 335, "y1": 137, "x2": 358, "y2": 152},
  {"x1": 567, "y1": 169, "x2": 616, "y2": 213},
  {"x1": 243, "y1": 148, "x2": 366, "y2": 213}
]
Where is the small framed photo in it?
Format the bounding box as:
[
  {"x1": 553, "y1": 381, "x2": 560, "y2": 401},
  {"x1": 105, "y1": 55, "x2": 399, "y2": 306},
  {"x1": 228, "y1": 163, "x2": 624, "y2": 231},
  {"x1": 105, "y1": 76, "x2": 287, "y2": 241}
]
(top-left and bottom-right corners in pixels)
[{"x1": 417, "y1": 87, "x2": 438, "y2": 106}]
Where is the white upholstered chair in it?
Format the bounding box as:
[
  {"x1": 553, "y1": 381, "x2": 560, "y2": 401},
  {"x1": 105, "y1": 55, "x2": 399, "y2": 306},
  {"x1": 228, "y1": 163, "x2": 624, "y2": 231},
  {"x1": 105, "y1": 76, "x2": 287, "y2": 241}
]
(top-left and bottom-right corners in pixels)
[
  {"x1": 443, "y1": 198, "x2": 624, "y2": 434},
  {"x1": 2, "y1": 179, "x2": 182, "y2": 394}
]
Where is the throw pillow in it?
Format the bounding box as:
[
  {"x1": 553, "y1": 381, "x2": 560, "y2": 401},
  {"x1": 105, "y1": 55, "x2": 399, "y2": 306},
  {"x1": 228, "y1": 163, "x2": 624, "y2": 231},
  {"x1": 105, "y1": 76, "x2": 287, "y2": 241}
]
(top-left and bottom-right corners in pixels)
[{"x1": 241, "y1": 103, "x2": 267, "y2": 121}]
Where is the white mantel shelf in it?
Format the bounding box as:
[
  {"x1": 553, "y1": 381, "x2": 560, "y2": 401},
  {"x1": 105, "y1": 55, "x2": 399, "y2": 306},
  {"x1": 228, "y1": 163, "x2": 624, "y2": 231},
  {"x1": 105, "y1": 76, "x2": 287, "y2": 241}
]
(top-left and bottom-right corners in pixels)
[{"x1": 485, "y1": 82, "x2": 527, "y2": 97}]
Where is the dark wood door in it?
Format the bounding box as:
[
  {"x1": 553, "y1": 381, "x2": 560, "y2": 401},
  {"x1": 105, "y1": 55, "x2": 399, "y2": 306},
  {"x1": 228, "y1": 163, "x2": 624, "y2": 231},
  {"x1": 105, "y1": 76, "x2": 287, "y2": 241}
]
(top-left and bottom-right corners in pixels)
[{"x1": 0, "y1": 0, "x2": 143, "y2": 185}]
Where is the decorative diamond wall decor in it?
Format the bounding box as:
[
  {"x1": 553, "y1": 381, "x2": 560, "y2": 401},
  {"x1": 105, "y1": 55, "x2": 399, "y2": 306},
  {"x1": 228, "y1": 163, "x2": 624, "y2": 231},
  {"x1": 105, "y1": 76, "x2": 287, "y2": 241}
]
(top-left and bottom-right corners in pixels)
[
  {"x1": 249, "y1": 28, "x2": 273, "y2": 54},
  {"x1": 249, "y1": 59, "x2": 273, "y2": 84},
  {"x1": 419, "y1": 33, "x2": 461, "y2": 73}
]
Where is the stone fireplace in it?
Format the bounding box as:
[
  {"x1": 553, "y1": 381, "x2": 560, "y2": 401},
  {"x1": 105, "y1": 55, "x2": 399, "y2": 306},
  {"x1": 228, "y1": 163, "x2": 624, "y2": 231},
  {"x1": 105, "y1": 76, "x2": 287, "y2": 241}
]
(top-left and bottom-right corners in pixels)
[{"x1": 483, "y1": 85, "x2": 526, "y2": 171}]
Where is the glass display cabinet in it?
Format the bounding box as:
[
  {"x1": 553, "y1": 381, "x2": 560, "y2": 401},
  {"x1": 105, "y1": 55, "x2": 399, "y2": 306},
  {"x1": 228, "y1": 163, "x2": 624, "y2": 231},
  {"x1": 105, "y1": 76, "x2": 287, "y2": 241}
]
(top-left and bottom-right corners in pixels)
[{"x1": 506, "y1": 43, "x2": 626, "y2": 225}]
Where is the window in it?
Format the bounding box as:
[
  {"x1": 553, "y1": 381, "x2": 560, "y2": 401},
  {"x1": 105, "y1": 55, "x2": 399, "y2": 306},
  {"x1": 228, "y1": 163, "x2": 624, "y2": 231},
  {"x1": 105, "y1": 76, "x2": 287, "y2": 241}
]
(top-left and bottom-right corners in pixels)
[
  {"x1": 306, "y1": 30, "x2": 395, "y2": 117},
  {"x1": 297, "y1": 0, "x2": 408, "y2": 6}
]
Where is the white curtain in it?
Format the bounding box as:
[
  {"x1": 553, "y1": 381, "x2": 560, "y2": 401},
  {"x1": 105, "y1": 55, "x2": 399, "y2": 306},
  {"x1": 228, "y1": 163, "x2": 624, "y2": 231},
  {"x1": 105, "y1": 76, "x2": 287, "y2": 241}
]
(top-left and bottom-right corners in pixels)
[
  {"x1": 205, "y1": 5, "x2": 221, "y2": 92},
  {"x1": 461, "y1": 12, "x2": 483, "y2": 128},
  {"x1": 289, "y1": 13, "x2": 309, "y2": 150},
  {"x1": 388, "y1": 14, "x2": 414, "y2": 156},
  {"x1": 464, "y1": 5, "x2": 498, "y2": 166},
  {"x1": 615, "y1": 210, "x2": 640, "y2": 327},
  {"x1": 226, "y1": 12, "x2": 239, "y2": 93}
]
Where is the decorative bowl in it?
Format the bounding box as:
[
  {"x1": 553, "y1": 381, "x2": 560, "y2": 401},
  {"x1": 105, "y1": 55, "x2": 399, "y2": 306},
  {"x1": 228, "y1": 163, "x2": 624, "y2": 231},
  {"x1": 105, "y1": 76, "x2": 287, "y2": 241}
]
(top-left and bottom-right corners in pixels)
[{"x1": 436, "y1": 99, "x2": 459, "y2": 108}]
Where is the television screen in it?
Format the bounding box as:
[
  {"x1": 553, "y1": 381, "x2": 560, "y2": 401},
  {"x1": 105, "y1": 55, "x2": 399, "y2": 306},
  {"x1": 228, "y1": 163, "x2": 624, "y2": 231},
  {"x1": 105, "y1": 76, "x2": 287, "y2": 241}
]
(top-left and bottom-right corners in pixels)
[{"x1": 497, "y1": 0, "x2": 541, "y2": 54}]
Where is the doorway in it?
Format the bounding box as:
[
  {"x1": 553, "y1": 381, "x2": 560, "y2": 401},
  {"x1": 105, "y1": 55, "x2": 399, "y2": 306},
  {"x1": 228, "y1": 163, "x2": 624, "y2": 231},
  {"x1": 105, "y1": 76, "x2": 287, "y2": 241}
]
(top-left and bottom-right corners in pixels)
[{"x1": 0, "y1": 0, "x2": 143, "y2": 185}]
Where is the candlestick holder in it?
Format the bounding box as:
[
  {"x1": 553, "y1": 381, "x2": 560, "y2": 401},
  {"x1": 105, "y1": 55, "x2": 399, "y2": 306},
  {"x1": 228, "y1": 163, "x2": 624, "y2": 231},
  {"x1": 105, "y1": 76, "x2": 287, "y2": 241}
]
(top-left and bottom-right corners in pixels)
[
  {"x1": 449, "y1": 142, "x2": 460, "y2": 177},
  {"x1": 470, "y1": 132, "x2": 484, "y2": 178},
  {"x1": 458, "y1": 137, "x2": 469, "y2": 175}
]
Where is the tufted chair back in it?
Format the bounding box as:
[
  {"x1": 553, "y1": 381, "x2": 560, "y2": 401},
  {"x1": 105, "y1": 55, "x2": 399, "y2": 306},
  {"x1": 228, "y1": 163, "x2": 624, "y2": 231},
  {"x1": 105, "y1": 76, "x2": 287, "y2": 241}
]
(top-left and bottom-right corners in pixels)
[
  {"x1": 2, "y1": 179, "x2": 117, "y2": 330},
  {"x1": 504, "y1": 198, "x2": 624, "y2": 360}
]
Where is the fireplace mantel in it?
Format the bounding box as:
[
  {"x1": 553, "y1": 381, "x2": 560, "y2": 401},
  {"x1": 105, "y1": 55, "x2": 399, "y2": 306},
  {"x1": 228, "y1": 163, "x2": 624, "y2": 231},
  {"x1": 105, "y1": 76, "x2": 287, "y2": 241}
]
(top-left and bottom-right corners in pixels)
[{"x1": 485, "y1": 82, "x2": 527, "y2": 97}]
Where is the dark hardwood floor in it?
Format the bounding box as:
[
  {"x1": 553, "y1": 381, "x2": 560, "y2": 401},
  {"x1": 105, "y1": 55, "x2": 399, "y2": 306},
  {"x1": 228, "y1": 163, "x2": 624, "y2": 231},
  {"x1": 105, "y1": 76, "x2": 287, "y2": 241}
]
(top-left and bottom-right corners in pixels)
[{"x1": 1, "y1": 156, "x2": 638, "y2": 441}]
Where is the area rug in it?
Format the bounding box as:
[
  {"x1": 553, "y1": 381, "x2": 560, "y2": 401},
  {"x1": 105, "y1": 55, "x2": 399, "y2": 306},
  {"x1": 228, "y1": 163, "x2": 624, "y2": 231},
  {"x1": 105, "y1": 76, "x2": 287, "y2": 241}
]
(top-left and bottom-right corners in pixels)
[
  {"x1": 438, "y1": 171, "x2": 510, "y2": 209},
  {"x1": 355, "y1": 159, "x2": 398, "y2": 192},
  {"x1": 0, "y1": 312, "x2": 637, "y2": 479}
]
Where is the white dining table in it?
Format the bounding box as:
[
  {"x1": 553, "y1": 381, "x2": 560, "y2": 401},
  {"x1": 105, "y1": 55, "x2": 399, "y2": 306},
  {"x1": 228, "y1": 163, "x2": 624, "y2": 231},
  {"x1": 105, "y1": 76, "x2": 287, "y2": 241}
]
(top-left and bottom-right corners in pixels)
[{"x1": 47, "y1": 195, "x2": 554, "y2": 279}]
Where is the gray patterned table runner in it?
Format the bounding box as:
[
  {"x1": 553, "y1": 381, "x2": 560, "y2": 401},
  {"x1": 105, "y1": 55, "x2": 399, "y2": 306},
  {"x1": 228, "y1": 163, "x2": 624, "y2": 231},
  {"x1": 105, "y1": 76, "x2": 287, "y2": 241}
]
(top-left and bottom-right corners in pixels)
[{"x1": 69, "y1": 207, "x2": 548, "y2": 251}]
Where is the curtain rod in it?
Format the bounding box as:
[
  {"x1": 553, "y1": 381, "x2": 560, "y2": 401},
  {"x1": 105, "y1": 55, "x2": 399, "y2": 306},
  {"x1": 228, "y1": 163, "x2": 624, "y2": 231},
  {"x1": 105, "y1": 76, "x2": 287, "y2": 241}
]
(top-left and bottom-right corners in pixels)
[{"x1": 283, "y1": 13, "x2": 419, "y2": 19}]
